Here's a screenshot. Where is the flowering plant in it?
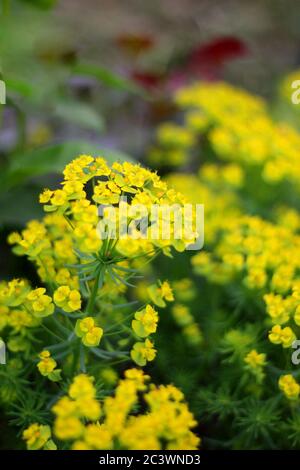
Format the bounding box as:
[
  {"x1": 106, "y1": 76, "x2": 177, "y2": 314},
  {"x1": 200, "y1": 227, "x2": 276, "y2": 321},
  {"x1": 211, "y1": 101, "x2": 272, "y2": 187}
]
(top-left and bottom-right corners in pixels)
[{"x1": 0, "y1": 156, "x2": 200, "y2": 450}]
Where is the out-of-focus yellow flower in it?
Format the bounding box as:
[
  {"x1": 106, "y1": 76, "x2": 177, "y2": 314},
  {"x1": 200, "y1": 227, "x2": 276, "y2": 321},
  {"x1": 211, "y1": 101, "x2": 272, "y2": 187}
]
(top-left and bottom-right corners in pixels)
[
  {"x1": 279, "y1": 374, "x2": 300, "y2": 400},
  {"x1": 148, "y1": 281, "x2": 174, "y2": 307}
]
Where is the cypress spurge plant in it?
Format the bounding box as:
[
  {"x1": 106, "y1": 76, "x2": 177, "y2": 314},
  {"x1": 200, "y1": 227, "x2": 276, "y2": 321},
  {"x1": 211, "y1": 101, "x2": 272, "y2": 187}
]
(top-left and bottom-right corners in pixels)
[{"x1": 0, "y1": 155, "x2": 200, "y2": 449}]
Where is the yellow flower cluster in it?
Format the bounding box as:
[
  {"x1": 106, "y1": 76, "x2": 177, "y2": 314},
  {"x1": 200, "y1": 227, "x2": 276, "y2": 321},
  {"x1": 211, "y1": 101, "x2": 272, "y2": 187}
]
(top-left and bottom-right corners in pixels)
[
  {"x1": 39, "y1": 369, "x2": 200, "y2": 450},
  {"x1": 149, "y1": 123, "x2": 196, "y2": 167},
  {"x1": 150, "y1": 81, "x2": 300, "y2": 195},
  {"x1": 165, "y1": 172, "x2": 241, "y2": 245},
  {"x1": 37, "y1": 350, "x2": 56, "y2": 375},
  {"x1": 7, "y1": 159, "x2": 196, "y2": 299},
  {"x1": 23, "y1": 424, "x2": 56, "y2": 450},
  {"x1": 53, "y1": 286, "x2": 81, "y2": 312},
  {"x1": 0, "y1": 280, "x2": 55, "y2": 353},
  {"x1": 37, "y1": 350, "x2": 61, "y2": 382},
  {"x1": 268, "y1": 325, "x2": 296, "y2": 348},
  {"x1": 75, "y1": 317, "x2": 103, "y2": 347},
  {"x1": 244, "y1": 349, "x2": 266, "y2": 383},
  {"x1": 278, "y1": 374, "x2": 300, "y2": 400},
  {"x1": 189, "y1": 212, "x2": 300, "y2": 360},
  {"x1": 132, "y1": 305, "x2": 158, "y2": 338},
  {"x1": 27, "y1": 288, "x2": 54, "y2": 318},
  {"x1": 3, "y1": 156, "x2": 200, "y2": 374},
  {"x1": 52, "y1": 374, "x2": 101, "y2": 440}
]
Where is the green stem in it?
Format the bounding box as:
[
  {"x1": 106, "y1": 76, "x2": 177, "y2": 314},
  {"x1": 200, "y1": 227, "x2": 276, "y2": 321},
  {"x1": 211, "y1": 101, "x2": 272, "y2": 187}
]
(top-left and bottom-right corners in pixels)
[
  {"x1": 40, "y1": 323, "x2": 65, "y2": 342},
  {"x1": 79, "y1": 344, "x2": 86, "y2": 373},
  {"x1": 71, "y1": 340, "x2": 81, "y2": 376},
  {"x1": 86, "y1": 267, "x2": 103, "y2": 314}
]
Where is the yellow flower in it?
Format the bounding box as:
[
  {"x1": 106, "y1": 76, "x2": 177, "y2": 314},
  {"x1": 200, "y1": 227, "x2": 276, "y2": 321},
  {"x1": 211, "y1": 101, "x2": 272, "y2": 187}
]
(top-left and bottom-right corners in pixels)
[
  {"x1": 39, "y1": 189, "x2": 53, "y2": 204},
  {"x1": 244, "y1": 349, "x2": 266, "y2": 382},
  {"x1": 37, "y1": 350, "x2": 61, "y2": 382},
  {"x1": 156, "y1": 123, "x2": 195, "y2": 149},
  {"x1": 54, "y1": 286, "x2": 81, "y2": 312},
  {"x1": 171, "y1": 304, "x2": 194, "y2": 327},
  {"x1": 49, "y1": 369, "x2": 199, "y2": 450},
  {"x1": 93, "y1": 181, "x2": 121, "y2": 205},
  {"x1": 244, "y1": 349, "x2": 266, "y2": 368},
  {"x1": 124, "y1": 368, "x2": 150, "y2": 389},
  {"x1": 37, "y1": 350, "x2": 56, "y2": 375},
  {"x1": 147, "y1": 281, "x2": 174, "y2": 308},
  {"x1": 23, "y1": 423, "x2": 54, "y2": 450},
  {"x1": 279, "y1": 374, "x2": 300, "y2": 400},
  {"x1": 26, "y1": 288, "x2": 54, "y2": 318},
  {"x1": 51, "y1": 189, "x2": 68, "y2": 207},
  {"x1": 130, "y1": 339, "x2": 156, "y2": 366},
  {"x1": 84, "y1": 424, "x2": 113, "y2": 450},
  {"x1": 54, "y1": 416, "x2": 84, "y2": 441},
  {"x1": 264, "y1": 293, "x2": 290, "y2": 325},
  {"x1": 55, "y1": 268, "x2": 79, "y2": 289},
  {"x1": 75, "y1": 317, "x2": 103, "y2": 347},
  {"x1": 76, "y1": 397, "x2": 101, "y2": 421},
  {"x1": 69, "y1": 374, "x2": 96, "y2": 400},
  {"x1": 268, "y1": 325, "x2": 296, "y2": 348},
  {"x1": 52, "y1": 397, "x2": 78, "y2": 418},
  {"x1": 132, "y1": 305, "x2": 158, "y2": 338}
]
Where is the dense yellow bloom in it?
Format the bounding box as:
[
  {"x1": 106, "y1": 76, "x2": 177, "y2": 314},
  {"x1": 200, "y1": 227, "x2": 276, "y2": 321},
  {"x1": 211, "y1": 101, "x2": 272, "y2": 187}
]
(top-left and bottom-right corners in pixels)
[
  {"x1": 54, "y1": 416, "x2": 84, "y2": 440},
  {"x1": 6, "y1": 156, "x2": 198, "y2": 368},
  {"x1": 0, "y1": 279, "x2": 30, "y2": 307},
  {"x1": 8, "y1": 220, "x2": 51, "y2": 258},
  {"x1": 82, "y1": 424, "x2": 113, "y2": 450},
  {"x1": 52, "y1": 375, "x2": 101, "y2": 436},
  {"x1": 49, "y1": 369, "x2": 200, "y2": 450},
  {"x1": 55, "y1": 268, "x2": 79, "y2": 289}
]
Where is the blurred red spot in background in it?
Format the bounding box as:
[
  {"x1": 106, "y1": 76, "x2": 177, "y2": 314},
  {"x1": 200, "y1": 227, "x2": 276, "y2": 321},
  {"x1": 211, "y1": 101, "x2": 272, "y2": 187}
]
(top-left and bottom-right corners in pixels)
[{"x1": 189, "y1": 36, "x2": 248, "y2": 80}]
